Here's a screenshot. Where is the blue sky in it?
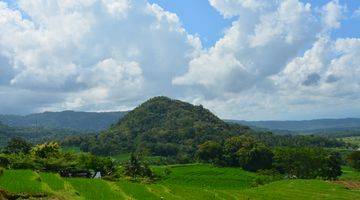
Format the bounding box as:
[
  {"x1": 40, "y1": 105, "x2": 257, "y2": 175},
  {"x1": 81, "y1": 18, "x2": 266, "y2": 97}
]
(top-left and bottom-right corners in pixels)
[
  {"x1": 0, "y1": 0, "x2": 359, "y2": 120},
  {"x1": 150, "y1": 0, "x2": 359, "y2": 47}
]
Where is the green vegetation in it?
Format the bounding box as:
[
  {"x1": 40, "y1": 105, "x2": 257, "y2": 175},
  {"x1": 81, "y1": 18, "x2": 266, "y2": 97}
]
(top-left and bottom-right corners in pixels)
[
  {"x1": 340, "y1": 166, "x2": 360, "y2": 181},
  {"x1": 0, "y1": 165, "x2": 359, "y2": 200},
  {"x1": 1, "y1": 97, "x2": 359, "y2": 199},
  {"x1": 347, "y1": 150, "x2": 360, "y2": 170},
  {"x1": 0, "y1": 122, "x2": 87, "y2": 147},
  {"x1": 0, "y1": 170, "x2": 44, "y2": 194}
]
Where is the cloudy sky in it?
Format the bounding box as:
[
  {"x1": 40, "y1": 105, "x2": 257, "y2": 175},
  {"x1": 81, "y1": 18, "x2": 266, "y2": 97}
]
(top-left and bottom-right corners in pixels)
[{"x1": 0, "y1": 0, "x2": 359, "y2": 120}]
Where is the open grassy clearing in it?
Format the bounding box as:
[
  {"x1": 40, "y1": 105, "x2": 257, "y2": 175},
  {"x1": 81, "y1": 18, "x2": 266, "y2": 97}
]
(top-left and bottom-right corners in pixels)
[{"x1": 0, "y1": 164, "x2": 359, "y2": 200}]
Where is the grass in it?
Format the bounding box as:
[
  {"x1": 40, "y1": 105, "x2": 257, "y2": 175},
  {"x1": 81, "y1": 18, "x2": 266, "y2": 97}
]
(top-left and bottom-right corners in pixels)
[
  {"x1": 238, "y1": 179, "x2": 360, "y2": 200},
  {"x1": 0, "y1": 164, "x2": 359, "y2": 199},
  {"x1": 111, "y1": 153, "x2": 131, "y2": 162},
  {"x1": 0, "y1": 169, "x2": 44, "y2": 194},
  {"x1": 340, "y1": 166, "x2": 360, "y2": 181},
  {"x1": 152, "y1": 164, "x2": 264, "y2": 189},
  {"x1": 67, "y1": 178, "x2": 124, "y2": 200},
  {"x1": 39, "y1": 172, "x2": 65, "y2": 191}
]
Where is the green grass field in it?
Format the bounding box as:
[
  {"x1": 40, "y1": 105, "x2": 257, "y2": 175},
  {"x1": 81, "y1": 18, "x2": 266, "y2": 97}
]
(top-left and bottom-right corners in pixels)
[{"x1": 0, "y1": 164, "x2": 359, "y2": 200}]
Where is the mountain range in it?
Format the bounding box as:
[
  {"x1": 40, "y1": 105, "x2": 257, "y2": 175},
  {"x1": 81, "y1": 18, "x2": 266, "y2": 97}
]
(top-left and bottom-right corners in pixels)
[{"x1": 0, "y1": 105, "x2": 359, "y2": 135}]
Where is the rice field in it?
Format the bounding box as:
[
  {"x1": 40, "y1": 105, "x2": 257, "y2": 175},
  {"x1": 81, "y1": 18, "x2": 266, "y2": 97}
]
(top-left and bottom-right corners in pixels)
[{"x1": 0, "y1": 164, "x2": 359, "y2": 200}]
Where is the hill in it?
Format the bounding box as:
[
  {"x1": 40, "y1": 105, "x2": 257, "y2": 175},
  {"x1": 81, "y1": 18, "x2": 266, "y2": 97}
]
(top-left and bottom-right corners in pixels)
[
  {"x1": 0, "y1": 110, "x2": 128, "y2": 132},
  {"x1": 229, "y1": 118, "x2": 360, "y2": 136},
  {"x1": 74, "y1": 96, "x2": 250, "y2": 156}
]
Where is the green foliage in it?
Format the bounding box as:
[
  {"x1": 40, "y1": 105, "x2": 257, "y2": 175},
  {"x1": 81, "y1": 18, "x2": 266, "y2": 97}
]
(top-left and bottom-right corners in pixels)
[
  {"x1": 0, "y1": 167, "x2": 3, "y2": 176},
  {"x1": 72, "y1": 96, "x2": 250, "y2": 157},
  {"x1": 196, "y1": 141, "x2": 222, "y2": 163},
  {"x1": 319, "y1": 152, "x2": 342, "y2": 180},
  {"x1": 123, "y1": 153, "x2": 154, "y2": 180},
  {"x1": 273, "y1": 147, "x2": 342, "y2": 180},
  {"x1": 253, "y1": 131, "x2": 347, "y2": 148},
  {"x1": 220, "y1": 135, "x2": 273, "y2": 171},
  {"x1": 0, "y1": 122, "x2": 87, "y2": 147},
  {"x1": 31, "y1": 142, "x2": 60, "y2": 158},
  {"x1": 347, "y1": 150, "x2": 360, "y2": 170},
  {"x1": 4, "y1": 137, "x2": 32, "y2": 154}
]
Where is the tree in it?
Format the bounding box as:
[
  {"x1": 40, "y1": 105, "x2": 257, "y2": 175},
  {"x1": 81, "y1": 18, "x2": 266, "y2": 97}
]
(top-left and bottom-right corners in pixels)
[
  {"x1": 197, "y1": 141, "x2": 222, "y2": 163},
  {"x1": 320, "y1": 152, "x2": 342, "y2": 180},
  {"x1": 4, "y1": 137, "x2": 32, "y2": 154},
  {"x1": 347, "y1": 151, "x2": 360, "y2": 171},
  {"x1": 240, "y1": 146, "x2": 273, "y2": 172},
  {"x1": 123, "y1": 153, "x2": 153, "y2": 179},
  {"x1": 31, "y1": 142, "x2": 60, "y2": 158},
  {"x1": 222, "y1": 135, "x2": 273, "y2": 171}
]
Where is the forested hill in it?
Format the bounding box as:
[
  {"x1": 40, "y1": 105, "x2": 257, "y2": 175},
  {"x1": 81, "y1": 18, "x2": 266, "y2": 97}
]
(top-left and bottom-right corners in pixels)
[
  {"x1": 0, "y1": 110, "x2": 128, "y2": 132},
  {"x1": 65, "y1": 96, "x2": 250, "y2": 155}
]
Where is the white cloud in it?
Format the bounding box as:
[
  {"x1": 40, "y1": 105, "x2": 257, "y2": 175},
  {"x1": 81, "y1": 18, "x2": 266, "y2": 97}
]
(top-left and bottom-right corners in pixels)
[
  {"x1": 321, "y1": 0, "x2": 345, "y2": 29},
  {"x1": 174, "y1": 0, "x2": 360, "y2": 120},
  {"x1": 0, "y1": 0, "x2": 358, "y2": 120},
  {"x1": 0, "y1": 0, "x2": 200, "y2": 113}
]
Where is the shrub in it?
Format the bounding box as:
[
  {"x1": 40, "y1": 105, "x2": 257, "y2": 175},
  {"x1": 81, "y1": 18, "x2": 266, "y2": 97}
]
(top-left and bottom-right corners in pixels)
[
  {"x1": 0, "y1": 155, "x2": 10, "y2": 168},
  {"x1": 347, "y1": 151, "x2": 360, "y2": 171},
  {"x1": 0, "y1": 167, "x2": 4, "y2": 176},
  {"x1": 123, "y1": 153, "x2": 154, "y2": 181},
  {"x1": 31, "y1": 142, "x2": 60, "y2": 158}
]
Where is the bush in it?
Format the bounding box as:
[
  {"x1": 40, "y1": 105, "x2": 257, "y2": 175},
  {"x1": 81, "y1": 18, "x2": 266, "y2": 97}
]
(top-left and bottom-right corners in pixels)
[
  {"x1": 347, "y1": 151, "x2": 360, "y2": 171},
  {"x1": 0, "y1": 167, "x2": 4, "y2": 176},
  {"x1": 123, "y1": 153, "x2": 154, "y2": 181},
  {"x1": 0, "y1": 155, "x2": 10, "y2": 168}
]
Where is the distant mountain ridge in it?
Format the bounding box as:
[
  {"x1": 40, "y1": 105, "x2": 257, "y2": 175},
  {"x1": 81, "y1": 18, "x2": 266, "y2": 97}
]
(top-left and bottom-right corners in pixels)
[
  {"x1": 1, "y1": 109, "x2": 359, "y2": 135},
  {"x1": 0, "y1": 110, "x2": 128, "y2": 132},
  {"x1": 228, "y1": 118, "x2": 360, "y2": 135}
]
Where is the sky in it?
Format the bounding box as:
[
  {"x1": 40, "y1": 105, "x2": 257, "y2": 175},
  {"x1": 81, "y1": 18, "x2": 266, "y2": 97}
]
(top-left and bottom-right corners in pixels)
[{"x1": 0, "y1": 0, "x2": 359, "y2": 120}]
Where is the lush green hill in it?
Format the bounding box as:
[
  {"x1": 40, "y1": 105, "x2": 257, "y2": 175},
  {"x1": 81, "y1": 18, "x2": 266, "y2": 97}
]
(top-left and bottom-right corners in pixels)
[
  {"x1": 0, "y1": 164, "x2": 359, "y2": 200},
  {"x1": 0, "y1": 110, "x2": 127, "y2": 132},
  {"x1": 80, "y1": 96, "x2": 250, "y2": 156}
]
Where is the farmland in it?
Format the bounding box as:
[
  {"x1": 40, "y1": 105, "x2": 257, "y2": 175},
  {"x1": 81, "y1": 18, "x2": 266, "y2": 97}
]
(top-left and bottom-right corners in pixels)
[{"x1": 0, "y1": 164, "x2": 359, "y2": 200}]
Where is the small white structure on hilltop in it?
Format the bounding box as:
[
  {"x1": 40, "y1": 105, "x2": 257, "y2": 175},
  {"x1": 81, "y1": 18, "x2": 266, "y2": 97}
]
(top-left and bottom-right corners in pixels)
[{"x1": 94, "y1": 171, "x2": 101, "y2": 179}]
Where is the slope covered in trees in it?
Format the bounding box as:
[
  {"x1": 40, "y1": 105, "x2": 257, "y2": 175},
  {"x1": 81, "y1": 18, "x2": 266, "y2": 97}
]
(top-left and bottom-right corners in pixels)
[{"x1": 65, "y1": 96, "x2": 251, "y2": 156}]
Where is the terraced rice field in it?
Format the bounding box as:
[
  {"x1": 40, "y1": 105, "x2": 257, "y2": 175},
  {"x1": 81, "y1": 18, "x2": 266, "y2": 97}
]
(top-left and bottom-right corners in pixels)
[{"x1": 0, "y1": 164, "x2": 359, "y2": 200}]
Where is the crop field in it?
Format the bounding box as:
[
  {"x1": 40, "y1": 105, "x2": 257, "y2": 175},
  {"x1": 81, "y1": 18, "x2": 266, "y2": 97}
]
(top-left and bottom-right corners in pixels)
[{"x1": 0, "y1": 164, "x2": 359, "y2": 200}]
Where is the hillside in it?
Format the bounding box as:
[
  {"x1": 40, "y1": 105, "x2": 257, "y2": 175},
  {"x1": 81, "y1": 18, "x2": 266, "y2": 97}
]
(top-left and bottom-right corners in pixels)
[
  {"x1": 78, "y1": 96, "x2": 250, "y2": 156},
  {"x1": 0, "y1": 110, "x2": 127, "y2": 132}
]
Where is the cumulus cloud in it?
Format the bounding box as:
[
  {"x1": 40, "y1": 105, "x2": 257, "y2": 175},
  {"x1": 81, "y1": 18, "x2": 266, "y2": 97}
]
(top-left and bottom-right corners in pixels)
[
  {"x1": 321, "y1": 0, "x2": 345, "y2": 29},
  {"x1": 0, "y1": 0, "x2": 358, "y2": 120},
  {"x1": 0, "y1": 0, "x2": 200, "y2": 113},
  {"x1": 174, "y1": 0, "x2": 359, "y2": 120}
]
